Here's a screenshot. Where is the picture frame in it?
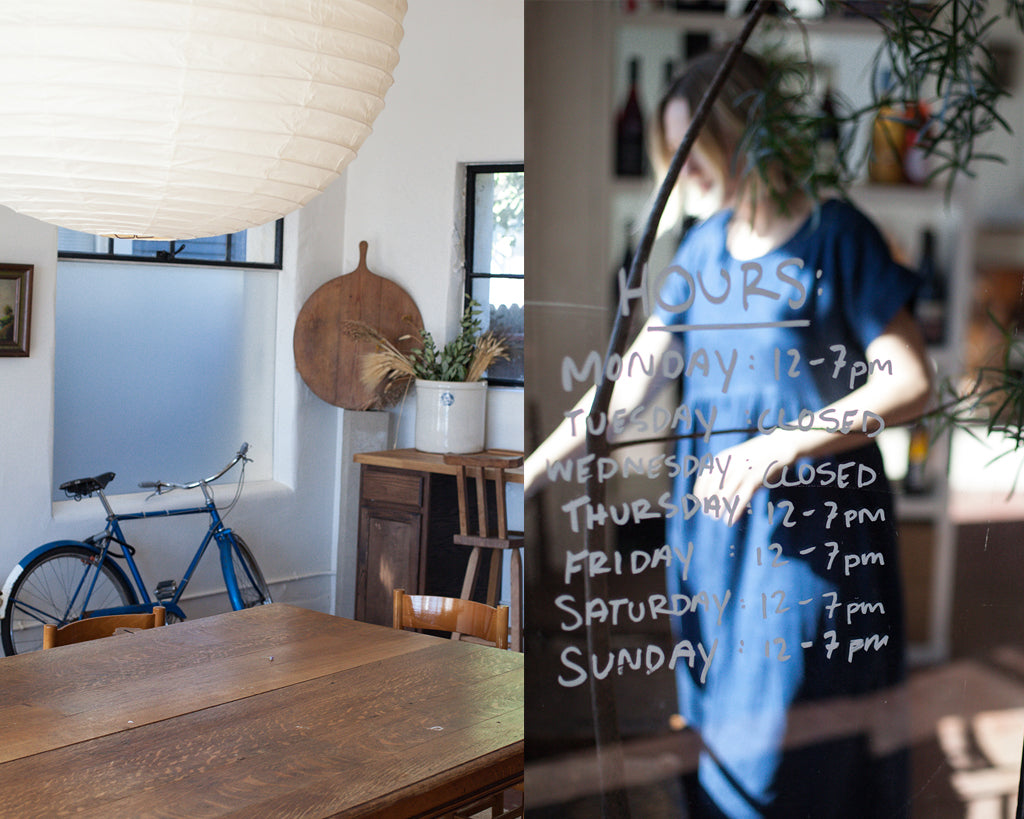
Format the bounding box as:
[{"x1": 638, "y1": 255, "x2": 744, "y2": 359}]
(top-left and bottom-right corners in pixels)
[{"x1": 0, "y1": 264, "x2": 33, "y2": 357}]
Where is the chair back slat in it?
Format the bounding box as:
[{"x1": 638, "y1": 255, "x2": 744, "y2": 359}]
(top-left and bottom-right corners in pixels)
[
  {"x1": 393, "y1": 589, "x2": 509, "y2": 650},
  {"x1": 473, "y1": 465, "x2": 489, "y2": 537},
  {"x1": 43, "y1": 606, "x2": 166, "y2": 649},
  {"x1": 442, "y1": 451, "x2": 524, "y2": 652},
  {"x1": 494, "y1": 467, "x2": 509, "y2": 539},
  {"x1": 445, "y1": 451, "x2": 524, "y2": 540},
  {"x1": 454, "y1": 466, "x2": 470, "y2": 537}
]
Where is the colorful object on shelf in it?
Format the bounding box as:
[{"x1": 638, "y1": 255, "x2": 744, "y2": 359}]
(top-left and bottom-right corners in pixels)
[
  {"x1": 903, "y1": 100, "x2": 934, "y2": 185},
  {"x1": 905, "y1": 420, "x2": 932, "y2": 494},
  {"x1": 0, "y1": 0, "x2": 407, "y2": 239},
  {"x1": 868, "y1": 104, "x2": 908, "y2": 184},
  {"x1": 869, "y1": 95, "x2": 934, "y2": 186}
]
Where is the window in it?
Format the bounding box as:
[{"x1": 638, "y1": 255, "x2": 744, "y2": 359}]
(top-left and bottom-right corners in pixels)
[
  {"x1": 52, "y1": 223, "x2": 280, "y2": 501},
  {"x1": 465, "y1": 164, "x2": 524, "y2": 387},
  {"x1": 57, "y1": 219, "x2": 283, "y2": 268}
]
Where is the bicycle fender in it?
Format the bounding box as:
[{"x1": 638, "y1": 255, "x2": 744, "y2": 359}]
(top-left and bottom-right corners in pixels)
[
  {"x1": 219, "y1": 539, "x2": 245, "y2": 612},
  {"x1": 0, "y1": 540, "x2": 136, "y2": 621},
  {"x1": 163, "y1": 602, "x2": 187, "y2": 621}
]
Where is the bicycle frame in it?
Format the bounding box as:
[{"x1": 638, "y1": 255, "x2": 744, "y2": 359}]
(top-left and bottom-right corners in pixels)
[
  {"x1": 84, "y1": 480, "x2": 240, "y2": 621},
  {"x1": 1, "y1": 443, "x2": 267, "y2": 655}
]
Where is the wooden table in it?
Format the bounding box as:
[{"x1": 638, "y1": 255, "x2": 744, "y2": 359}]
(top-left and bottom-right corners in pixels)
[
  {"x1": 352, "y1": 449, "x2": 523, "y2": 626},
  {"x1": 353, "y1": 448, "x2": 524, "y2": 483},
  {"x1": 0, "y1": 603, "x2": 524, "y2": 817}
]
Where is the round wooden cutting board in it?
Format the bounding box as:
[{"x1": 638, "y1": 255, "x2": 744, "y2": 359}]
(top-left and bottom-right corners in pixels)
[{"x1": 293, "y1": 241, "x2": 423, "y2": 410}]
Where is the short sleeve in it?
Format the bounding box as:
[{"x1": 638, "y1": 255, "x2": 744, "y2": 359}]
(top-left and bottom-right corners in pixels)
[{"x1": 825, "y1": 200, "x2": 920, "y2": 350}]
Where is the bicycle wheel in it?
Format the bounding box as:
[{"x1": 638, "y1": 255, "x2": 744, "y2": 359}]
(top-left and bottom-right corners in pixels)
[
  {"x1": 1, "y1": 544, "x2": 136, "y2": 655},
  {"x1": 222, "y1": 534, "x2": 272, "y2": 609}
]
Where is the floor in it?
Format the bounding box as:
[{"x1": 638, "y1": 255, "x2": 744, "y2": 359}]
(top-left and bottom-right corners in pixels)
[
  {"x1": 525, "y1": 520, "x2": 1024, "y2": 818},
  {"x1": 527, "y1": 642, "x2": 1024, "y2": 818}
]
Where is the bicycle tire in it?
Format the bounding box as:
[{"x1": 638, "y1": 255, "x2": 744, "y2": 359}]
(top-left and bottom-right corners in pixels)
[
  {"x1": 222, "y1": 534, "x2": 272, "y2": 609},
  {"x1": 1, "y1": 544, "x2": 136, "y2": 655}
]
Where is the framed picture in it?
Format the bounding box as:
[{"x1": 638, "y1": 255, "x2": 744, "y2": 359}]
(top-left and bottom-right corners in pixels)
[{"x1": 0, "y1": 264, "x2": 33, "y2": 357}]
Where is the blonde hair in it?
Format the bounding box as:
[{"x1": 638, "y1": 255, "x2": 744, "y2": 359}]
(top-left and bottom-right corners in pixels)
[{"x1": 652, "y1": 48, "x2": 802, "y2": 215}]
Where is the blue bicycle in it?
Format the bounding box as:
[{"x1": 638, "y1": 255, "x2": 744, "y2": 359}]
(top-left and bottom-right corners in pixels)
[{"x1": 0, "y1": 443, "x2": 271, "y2": 655}]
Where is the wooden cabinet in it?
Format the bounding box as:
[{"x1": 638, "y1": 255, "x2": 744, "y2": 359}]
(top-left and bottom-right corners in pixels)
[
  {"x1": 353, "y1": 449, "x2": 524, "y2": 626},
  {"x1": 355, "y1": 465, "x2": 428, "y2": 626}
]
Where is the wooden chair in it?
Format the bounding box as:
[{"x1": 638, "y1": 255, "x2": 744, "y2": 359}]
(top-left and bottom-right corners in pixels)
[
  {"x1": 42, "y1": 606, "x2": 166, "y2": 649},
  {"x1": 450, "y1": 786, "x2": 524, "y2": 819},
  {"x1": 392, "y1": 589, "x2": 509, "y2": 650},
  {"x1": 443, "y1": 451, "x2": 523, "y2": 652},
  {"x1": 393, "y1": 589, "x2": 521, "y2": 818}
]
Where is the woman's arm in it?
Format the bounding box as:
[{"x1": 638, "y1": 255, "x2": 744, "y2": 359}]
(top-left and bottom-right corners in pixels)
[
  {"x1": 525, "y1": 315, "x2": 681, "y2": 496},
  {"x1": 697, "y1": 306, "x2": 933, "y2": 516}
]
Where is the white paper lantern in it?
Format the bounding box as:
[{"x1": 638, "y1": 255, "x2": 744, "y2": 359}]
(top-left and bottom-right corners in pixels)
[{"x1": 0, "y1": 0, "x2": 407, "y2": 239}]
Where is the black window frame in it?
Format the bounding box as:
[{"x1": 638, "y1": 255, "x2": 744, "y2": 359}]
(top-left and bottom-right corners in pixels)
[
  {"x1": 464, "y1": 162, "x2": 524, "y2": 388},
  {"x1": 57, "y1": 218, "x2": 284, "y2": 270}
]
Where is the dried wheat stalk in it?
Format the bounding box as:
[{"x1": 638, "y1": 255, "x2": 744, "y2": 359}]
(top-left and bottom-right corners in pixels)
[
  {"x1": 466, "y1": 332, "x2": 509, "y2": 382},
  {"x1": 340, "y1": 320, "x2": 416, "y2": 409}
]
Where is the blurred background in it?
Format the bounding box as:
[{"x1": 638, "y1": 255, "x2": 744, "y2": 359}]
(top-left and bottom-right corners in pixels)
[{"x1": 525, "y1": 2, "x2": 1024, "y2": 816}]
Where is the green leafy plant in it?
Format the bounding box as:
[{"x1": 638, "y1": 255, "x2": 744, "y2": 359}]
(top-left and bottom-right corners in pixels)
[
  {"x1": 934, "y1": 314, "x2": 1024, "y2": 489},
  {"x1": 407, "y1": 300, "x2": 506, "y2": 382},
  {"x1": 732, "y1": 0, "x2": 1021, "y2": 209},
  {"x1": 342, "y1": 300, "x2": 508, "y2": 408}
]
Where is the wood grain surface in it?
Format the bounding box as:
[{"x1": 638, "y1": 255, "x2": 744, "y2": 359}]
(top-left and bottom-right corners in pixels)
[
  {"x1": 293, "y1": 240, "x2": 423, "y2": 410},
  {"x1": 0, "y1": 603, "x2": 523, "y2": 818},
  {"x1": 353, "y1": 448, "x2": 525, "y2": 483}
]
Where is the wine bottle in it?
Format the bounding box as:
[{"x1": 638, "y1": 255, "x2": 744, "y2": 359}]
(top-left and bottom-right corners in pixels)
[
  {"x1": 817, "y1": 85, "x2": 840, "y2": 180},
  {"x1": 615, "y1": 58, "x2": 645, "y2": 178},
  {"x1": 914, "y1": 228, "x2": 946, "y2": 346}
]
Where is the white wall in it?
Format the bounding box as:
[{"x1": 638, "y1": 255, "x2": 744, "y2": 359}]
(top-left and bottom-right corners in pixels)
[
  {"x1": 0, "y1": 212, "x2": 60, "y2": 544},
  {"x1": 0, "y1": 0, "x2": 524, "y2": 638},
  {"x1": 342, "y1": 0, "x2": 526, "y2": 452}
]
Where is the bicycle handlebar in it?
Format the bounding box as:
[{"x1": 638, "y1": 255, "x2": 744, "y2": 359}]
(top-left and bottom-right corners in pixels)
[{"x1": 139, "y1": 442, "x2": 250, "y2": 495}]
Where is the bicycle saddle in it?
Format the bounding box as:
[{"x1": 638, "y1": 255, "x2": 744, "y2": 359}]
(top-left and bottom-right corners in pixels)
[{"x1": 60, "y1": 472, "x2": 116, "y2": 498}]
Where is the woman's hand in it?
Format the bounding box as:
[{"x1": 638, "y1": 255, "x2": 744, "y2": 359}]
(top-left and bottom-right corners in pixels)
[
  {"x1": 694, "y1": 431, "x2": 801, "y2": 524},
  {"x1": 693, "y1": 308, "x2": 931, "y2": 526}
]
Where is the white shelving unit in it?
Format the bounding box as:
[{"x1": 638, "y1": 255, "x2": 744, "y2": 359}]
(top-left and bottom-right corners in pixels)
[{"x1": 850, "y1": 183, "x2": 973, "y2": 665}]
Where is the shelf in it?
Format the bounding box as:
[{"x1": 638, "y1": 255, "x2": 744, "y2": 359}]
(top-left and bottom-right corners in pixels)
[
  {"x1": 617, "y1": 8, "x2": 884, "y2": 37},
  {"x1": 894, "y1": 490, "x2": 948, "y2": 520},
  {"x1": 847, "y1": 182, "x2": 960, "y2": 212},
  {"x1": 949, "y1": 488, "x2": 1024, "y2": 523}
]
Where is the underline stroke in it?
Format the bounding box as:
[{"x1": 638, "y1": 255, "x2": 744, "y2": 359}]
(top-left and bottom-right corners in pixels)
[{"x1": 649, "y1": 319, "x2": 811, "y2": 332}]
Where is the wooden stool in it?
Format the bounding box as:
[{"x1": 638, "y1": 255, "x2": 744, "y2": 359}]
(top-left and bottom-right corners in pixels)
[{"x1": 443, "y1": 451, "x2": 523, "y2": 652}]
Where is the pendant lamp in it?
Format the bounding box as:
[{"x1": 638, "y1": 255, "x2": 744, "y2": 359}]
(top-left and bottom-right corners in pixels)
[{"x1": 0, "y1": 0, "x2": 407, "y2": 239}]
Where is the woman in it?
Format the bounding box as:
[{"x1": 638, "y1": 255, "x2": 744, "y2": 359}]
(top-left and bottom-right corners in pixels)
[{"x1": 527, "y1": 49, "x2": 931, "y2": 817}]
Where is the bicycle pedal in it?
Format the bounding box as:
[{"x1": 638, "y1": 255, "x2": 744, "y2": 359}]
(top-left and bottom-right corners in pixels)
[{"x1": 154, "y1": 579, "x2": 177, "y2": 601}]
